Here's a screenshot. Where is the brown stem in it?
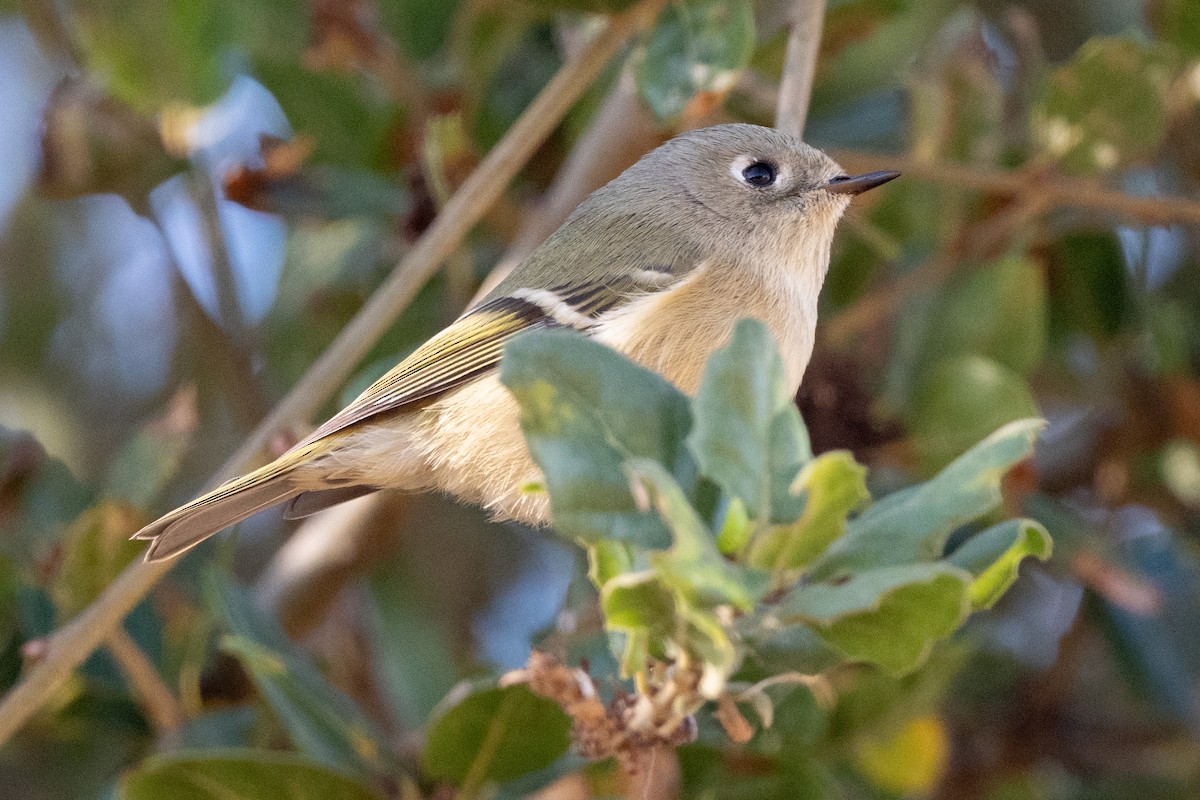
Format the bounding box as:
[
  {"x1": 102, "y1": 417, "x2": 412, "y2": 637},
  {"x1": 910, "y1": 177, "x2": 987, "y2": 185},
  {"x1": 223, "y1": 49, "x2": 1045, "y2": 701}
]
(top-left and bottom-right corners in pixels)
[
  {"x1": 106, "y1": 626, "x2": 185, "y2": 735},
  {"x1": 831, "y1": 150, "x2": 1200, "y2": 228},
  {"x1": 774, "y1": 0, "x2": 827, "y2": 138},
  {"x1": 0, "y1": 0, "x2": 666, "y2": 747}
]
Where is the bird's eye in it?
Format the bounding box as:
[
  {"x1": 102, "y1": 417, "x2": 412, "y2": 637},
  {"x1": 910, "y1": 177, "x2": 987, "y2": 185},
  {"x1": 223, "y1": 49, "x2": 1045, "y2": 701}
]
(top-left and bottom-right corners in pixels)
[{"x1": 742, "y1": 161, "x2": 777, "y2": 187}]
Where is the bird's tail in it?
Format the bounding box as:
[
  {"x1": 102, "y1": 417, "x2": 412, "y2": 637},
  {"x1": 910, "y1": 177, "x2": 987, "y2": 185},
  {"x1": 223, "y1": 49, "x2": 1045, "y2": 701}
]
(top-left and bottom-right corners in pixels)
[{"x1": 131, "y1": 444, "x2": 322, "y2": 562}]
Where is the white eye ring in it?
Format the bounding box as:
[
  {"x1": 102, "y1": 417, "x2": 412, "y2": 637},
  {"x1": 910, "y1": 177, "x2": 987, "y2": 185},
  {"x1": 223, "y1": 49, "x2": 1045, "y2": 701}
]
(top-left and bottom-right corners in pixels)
[{"x1": 730, "y1": 154, "x2": 788, "y2": 188}]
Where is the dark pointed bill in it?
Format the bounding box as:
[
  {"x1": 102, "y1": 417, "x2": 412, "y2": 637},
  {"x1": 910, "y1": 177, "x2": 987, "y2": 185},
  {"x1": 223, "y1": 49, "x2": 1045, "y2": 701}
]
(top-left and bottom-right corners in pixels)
[{"x1": 824, "y1": 170, "x2": 901, "y2": 196}]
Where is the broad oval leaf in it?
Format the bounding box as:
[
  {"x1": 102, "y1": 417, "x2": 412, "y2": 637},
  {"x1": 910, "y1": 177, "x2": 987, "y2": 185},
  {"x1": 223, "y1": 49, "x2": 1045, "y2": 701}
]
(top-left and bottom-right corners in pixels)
[
  {"x1": 687, "y1": 318, "x2": 812, "y2": 522},
  {"x1": 909, "y1": 355, "x2": 1040, "y2": 474},
  {"x1": 501, "y1": 329, "x2": 692, "y2": 547},
  {"x1": 634, "y1": 0, "x2": 755, "y2": 123},
  {"x1": 424, "y1": 683, "x2": 571, "y2": 786},
  {"x1": 121, "y1": 749, "x2": 382, "y2": 800},
  {"x1": 774, "y1": 563, "x2": 972, "y2": 675},
  {"x1": 811, "y1": 418, "x2": 1044, "y2": 579},
  {"x1": 928, "y1": 254, "x2": 1047, "y2": 377}
]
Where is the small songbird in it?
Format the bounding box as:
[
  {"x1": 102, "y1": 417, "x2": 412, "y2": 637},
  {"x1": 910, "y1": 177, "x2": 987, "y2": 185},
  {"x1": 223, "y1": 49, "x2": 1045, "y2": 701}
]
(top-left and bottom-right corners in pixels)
[{"x1": 134, "y1": 123, "x2": 897, "y2": 561}]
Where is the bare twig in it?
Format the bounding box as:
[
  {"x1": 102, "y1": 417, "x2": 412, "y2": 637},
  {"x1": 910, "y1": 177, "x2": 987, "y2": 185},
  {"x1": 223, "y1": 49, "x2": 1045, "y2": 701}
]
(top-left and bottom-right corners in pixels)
[
  {"x1": 0, "y1": 0, "x2": 664, "y2": 747},
  {"x1": 106, "y1": 627, "x2": 185, "y2": 735},
  {"x1": 831, "y1": 150, "x2": 1200, "y2": 228},
  {"x1": 774, "y1": 0, "x2": 827, "y2": 138},
  {"x1": 824, "y1": 191, "x2": 1049, "y2": 345}
]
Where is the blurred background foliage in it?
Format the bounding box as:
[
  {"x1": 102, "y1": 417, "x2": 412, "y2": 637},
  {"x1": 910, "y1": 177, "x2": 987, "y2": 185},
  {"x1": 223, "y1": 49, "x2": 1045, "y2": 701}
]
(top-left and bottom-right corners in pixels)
[{"x1": 1, "y1": 0, "x2": 1200, "y2": 797}]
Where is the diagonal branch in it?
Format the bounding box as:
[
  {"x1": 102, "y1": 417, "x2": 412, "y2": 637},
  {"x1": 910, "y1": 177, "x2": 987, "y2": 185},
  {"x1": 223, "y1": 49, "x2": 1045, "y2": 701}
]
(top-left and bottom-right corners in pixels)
[
  {"x1": 831, "y1": 150, "x2": 1200, "y2": 228},
  {"x1": 774, "y1": 0, "x2": 827, "y2": 138},
  {"x1": 0, "y1": 0, "x2": 665, "y2": 747}
]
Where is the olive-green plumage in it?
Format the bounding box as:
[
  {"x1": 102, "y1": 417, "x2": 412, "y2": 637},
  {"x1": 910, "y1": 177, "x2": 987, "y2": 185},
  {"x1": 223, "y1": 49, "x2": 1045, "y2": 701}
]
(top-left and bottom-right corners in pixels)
[{"x1": 132, "y1": 124, "x2": 897, "y2": 561}]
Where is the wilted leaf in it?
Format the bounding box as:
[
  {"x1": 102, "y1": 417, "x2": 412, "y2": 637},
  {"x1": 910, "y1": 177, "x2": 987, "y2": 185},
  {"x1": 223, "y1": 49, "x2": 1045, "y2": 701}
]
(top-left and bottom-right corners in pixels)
[
  {"x1": 424, "y1": 683, "x2": 571, "y2": 785},
  {"x1": 688, "y1": 319, "x2": 811, "y2": 522},
  {"x1": 949, "y1": 519, "x2": 1053, "y2": 610},
  {"x1": 774, "y1": 563, "x2": 972, "y2": 675},
  {"x1": 909, "y1": 356, "x2": 1040, "y2": 474},
  {"x1": 1032, "y1": 37, "x2": 1176, "y2": 174},
  {"x1": 207, "y1": 573, "x2": 392, "y2": 780},
  {"x1": 121, "y1": 749, "x2": 382, "y2": 800},
  {"x1": 501, "y1": 329, "x2": 692, "y2": 547},
  {"x1": 811, "y1": 418, "x2": 1043, "y2": 579},
  {"x1": 634, "y1": 0, "x2": 755, "y2": 123},
  {"x1": 748, "y1": 450, "x2": 869, "y2": 571}
]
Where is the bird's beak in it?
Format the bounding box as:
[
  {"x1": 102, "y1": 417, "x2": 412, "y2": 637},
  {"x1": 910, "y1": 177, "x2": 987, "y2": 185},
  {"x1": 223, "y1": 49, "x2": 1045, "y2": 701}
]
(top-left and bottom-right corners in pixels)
[{"x1": 823, "y1": 170, "x2": 901, "y2": 196}]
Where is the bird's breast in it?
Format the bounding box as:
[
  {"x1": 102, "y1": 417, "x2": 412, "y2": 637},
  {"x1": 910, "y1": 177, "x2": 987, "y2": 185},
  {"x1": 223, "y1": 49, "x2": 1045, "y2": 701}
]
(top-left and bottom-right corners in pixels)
[{"x1": 591, "y1": 260, "x2": 819, "y2": 396}]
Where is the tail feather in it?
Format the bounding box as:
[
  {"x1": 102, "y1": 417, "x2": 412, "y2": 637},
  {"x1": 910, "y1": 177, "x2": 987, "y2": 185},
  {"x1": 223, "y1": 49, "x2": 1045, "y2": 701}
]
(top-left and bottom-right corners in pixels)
[
  {"x1": 282, "y1": 485, "x2": 379, "y2": 519},
  {"x1": 134, "y1": 467, "x2": 300, "y2": 562}
]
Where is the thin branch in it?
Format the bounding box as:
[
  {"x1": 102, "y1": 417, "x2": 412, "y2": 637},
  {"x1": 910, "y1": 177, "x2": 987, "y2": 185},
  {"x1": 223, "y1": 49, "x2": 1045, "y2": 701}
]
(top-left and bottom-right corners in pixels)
[
  {"x1": 106, "y1": 626, "x2": 186, "y2": 735},
  {"x1": 0, "y1": 0, "x2": 665, "y2": 747},
  {"x1": 831, "y1": 149, "x2": 1200, "y2": 228},
  {"x1": 260, "y1": 66, "x2": 670, "y2": 637},
  {"x1": 774, "y1": 0, "x2": 827, "y2": 138},
  {"x1": 823, "y1": 191, "x2": 1049, "y2": 345}
]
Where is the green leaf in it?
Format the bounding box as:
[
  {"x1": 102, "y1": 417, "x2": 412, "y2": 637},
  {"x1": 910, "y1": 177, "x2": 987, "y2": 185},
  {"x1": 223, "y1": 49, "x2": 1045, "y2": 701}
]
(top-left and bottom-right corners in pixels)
[
  {"x1": 120, "y1": 749, "x2": 382, "y2": 800},
  {"x1": 634, "y1": 0, "x2": 755, "y2": 122},
  {"x1": 424, "y1": 683, "x2": 571, "y2": 786},
  {"x1": 629, "y1": 459, "x2": 770, "y2": 612},
  {"x1": 207, "y1": 573, "x2": 393, "y2": 780},
  {"x1": 774, "y1": 564, "x2": 972, "y2": 675},
  {"x1": 1032, "y1": 37, "x2": 1176, "y2": 175},
  {"x1": 909, "y1": 355, "x2": 1040, "y2": 474},
  {"x1": 601, "y1": 570, "x2": 677, "y2": 634},
  {"x1": 1046, "y1": 232, "x2": 1129, "y2": 340},
  {"x1": 809, "y1": 0, "x2": 957, "y2": 112},
  {"x1": 0, "y1": 426, "x2": 94, "y2": 562},
  {"x1": 748, "y1": 451, "x2": 869, "y2": 572},
  {"x1": 716, "y1": 496, "x2": 752, "y2": 556},
  {"x1": 688, "y1": 319, "x2": 811, "y2": 522},
  {"x1": 367, "y1": 568, "x2": 459, "y2": 727},
  {"x1": 588, "y1": 540, "x2": 636, "y2": 587},
  {"x1": 1153, "y1": 0, "x2": 1200, "y2": 57},
  {"x1": 928, "y1": 255, "x2": 1047, "y2": 377},
  {"x1": 949, "y1": 519, "x2": 1053, "y2": 610},
  {"x1": 51, "y1": 502, "x2": 145, "y2": 619},
  {"x1": 501, "y1": 329, "x2": 692, "y2": 547},
  {"x1": 811, "y1": 418, "x2": 1043, "y2": 579}
]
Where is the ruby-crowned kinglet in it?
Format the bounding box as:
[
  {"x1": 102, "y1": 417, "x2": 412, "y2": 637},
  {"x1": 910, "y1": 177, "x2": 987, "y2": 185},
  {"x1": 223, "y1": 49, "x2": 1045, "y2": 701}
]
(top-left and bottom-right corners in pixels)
[{"x1": 134, "y1": 123, "x2": 897, "y2": 560}]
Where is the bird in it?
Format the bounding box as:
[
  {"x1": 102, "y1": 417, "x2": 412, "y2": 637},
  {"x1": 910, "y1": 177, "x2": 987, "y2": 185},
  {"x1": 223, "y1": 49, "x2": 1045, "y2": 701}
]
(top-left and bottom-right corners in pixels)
[{"x1": 132, "y1": 123, "x2": 898, "y2": 561}]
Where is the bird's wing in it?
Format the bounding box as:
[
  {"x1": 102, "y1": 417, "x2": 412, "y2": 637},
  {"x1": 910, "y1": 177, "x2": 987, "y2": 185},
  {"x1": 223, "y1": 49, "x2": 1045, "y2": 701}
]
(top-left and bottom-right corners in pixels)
[{"x1": 297, "y1": 275, "x2": 668, "y2": 446}]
